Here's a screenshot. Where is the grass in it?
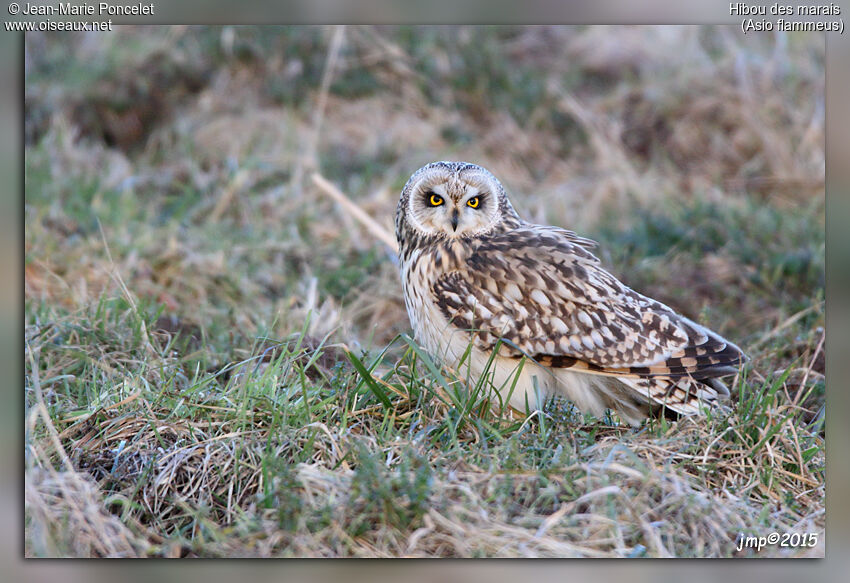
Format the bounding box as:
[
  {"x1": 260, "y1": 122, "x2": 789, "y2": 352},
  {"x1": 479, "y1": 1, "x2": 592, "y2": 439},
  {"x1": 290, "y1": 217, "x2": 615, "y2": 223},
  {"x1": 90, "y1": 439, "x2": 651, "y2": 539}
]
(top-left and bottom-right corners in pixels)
[{"x1": 24, "y1": 25, "x2": 824, "y2": 557}]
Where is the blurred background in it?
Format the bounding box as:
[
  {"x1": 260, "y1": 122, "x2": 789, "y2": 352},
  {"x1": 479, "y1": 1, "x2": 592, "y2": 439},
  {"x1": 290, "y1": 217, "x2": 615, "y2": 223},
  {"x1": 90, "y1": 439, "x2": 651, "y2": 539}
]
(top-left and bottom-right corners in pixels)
[{"x1": 25, "y1": 25, "x2": 824, "y2": 364}]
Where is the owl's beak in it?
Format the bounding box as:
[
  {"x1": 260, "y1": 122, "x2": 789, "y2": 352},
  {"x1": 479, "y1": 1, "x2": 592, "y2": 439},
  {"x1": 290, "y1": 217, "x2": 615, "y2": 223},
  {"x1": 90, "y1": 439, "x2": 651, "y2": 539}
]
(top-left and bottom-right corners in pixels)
[{"x1": 450, "y1": 208, "x2": 459, "y2": 232}]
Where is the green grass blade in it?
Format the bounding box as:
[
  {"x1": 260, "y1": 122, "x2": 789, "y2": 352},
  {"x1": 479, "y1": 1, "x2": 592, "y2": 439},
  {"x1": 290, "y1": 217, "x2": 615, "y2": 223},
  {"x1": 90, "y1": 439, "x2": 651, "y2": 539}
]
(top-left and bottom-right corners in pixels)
[{"x1": 347, "y1": 350, "x2": 393, "y2": 409}]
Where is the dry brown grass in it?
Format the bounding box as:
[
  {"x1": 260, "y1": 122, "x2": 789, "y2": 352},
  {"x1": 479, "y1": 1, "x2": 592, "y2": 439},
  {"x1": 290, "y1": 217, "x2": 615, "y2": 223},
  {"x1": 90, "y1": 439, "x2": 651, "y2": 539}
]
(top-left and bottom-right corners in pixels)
[{"x1": 26, "y1": 386, "x2": 824, "y2": 557}]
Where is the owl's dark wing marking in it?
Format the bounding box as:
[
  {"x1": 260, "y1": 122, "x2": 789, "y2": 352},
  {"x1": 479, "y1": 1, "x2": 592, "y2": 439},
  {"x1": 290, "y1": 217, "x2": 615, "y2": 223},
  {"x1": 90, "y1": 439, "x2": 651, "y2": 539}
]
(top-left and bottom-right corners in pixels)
[{"x1": 432, "y1": 225, "x2": 746, "y2": 380}]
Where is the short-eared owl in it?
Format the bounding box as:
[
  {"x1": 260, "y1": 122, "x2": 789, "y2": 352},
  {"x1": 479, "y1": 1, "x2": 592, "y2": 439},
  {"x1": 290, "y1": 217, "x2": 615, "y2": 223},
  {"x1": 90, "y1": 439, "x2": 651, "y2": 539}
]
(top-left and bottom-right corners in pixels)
[{"x1": 395, "y1": 161, "x2": 746, "y2": 426}]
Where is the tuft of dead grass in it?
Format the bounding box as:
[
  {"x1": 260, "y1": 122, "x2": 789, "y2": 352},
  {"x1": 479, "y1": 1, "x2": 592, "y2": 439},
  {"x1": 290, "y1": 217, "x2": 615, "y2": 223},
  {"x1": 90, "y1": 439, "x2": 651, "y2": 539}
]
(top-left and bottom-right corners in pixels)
[{"x1": 25, "y1": 453, "x2": 152, "y2": 557}]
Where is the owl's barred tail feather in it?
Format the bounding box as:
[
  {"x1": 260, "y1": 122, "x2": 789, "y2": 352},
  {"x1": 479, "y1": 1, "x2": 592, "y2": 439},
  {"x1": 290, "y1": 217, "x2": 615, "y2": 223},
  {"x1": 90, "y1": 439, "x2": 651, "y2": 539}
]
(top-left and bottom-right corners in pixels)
[
  {"x1": 601, "y1": 375, "x2": 731, "y2": 426},
  {"x1": 544, "y1": 362, "x2": 733, "y2": 427},
  {"x1": 537, "y1": 329, "x2": 742, "y2": 426}
]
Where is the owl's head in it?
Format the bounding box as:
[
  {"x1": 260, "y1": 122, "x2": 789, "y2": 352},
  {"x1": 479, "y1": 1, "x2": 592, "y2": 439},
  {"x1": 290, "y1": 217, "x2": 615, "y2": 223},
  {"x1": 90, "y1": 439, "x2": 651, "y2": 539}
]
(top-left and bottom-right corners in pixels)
[{"x1": 396, "y1": 161, "x2": 520, "y2": 243}]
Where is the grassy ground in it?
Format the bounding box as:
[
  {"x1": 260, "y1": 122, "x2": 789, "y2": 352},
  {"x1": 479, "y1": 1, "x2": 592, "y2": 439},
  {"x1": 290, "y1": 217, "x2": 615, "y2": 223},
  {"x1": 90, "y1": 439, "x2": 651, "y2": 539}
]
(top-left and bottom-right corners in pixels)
[{"x1": 24, "y1": 26, "x2": 824, "y2": 557}]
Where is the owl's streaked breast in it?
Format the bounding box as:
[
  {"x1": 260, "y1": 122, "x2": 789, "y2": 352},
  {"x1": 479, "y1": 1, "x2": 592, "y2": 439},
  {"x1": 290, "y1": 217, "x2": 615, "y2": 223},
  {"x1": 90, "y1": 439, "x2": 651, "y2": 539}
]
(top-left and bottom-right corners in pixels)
[{"x1": 400, "y1": 240, "x2": 467, "y2": 362}]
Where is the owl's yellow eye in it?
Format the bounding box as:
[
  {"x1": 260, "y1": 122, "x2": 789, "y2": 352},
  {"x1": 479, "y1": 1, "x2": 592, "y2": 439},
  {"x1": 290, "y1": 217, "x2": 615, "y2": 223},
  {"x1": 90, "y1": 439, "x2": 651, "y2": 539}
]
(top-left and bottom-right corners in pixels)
[
  {"x1": 429, "y1": 193, "x2": 444, "y2": 207},
  {"x1": 467, "y1": 196, "x2": 480, "y2": 208}
]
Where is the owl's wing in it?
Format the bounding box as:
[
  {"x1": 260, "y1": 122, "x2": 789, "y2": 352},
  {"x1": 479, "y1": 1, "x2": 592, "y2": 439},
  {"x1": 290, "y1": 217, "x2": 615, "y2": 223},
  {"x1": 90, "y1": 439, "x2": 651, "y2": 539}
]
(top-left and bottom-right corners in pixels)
[{"x1": 433, "y1": 225, "x2": 746, "y2": 380}]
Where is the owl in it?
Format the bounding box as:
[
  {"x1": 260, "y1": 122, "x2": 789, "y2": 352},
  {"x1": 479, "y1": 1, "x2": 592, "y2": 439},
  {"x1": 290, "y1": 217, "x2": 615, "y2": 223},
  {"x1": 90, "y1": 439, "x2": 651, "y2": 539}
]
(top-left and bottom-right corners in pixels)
[{"x1": 395, "y1": 161, "x2": 747, "y2": 426}]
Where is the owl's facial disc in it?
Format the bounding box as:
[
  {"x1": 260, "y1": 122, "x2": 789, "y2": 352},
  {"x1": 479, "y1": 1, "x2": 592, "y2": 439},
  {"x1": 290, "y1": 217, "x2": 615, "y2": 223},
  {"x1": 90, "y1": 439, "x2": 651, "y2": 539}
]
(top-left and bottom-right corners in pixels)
[{"x1": 410, "y1": 178, "x2": 499, "y2": 238}]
